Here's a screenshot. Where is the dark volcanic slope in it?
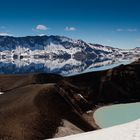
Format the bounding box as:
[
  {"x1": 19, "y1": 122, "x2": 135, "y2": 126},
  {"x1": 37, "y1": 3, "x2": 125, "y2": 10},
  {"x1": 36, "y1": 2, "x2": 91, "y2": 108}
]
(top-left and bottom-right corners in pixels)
[
  {"x1": 0, "y1": 59, "x2": 140, "y2": 139},
  {"x1": 66, "y1": 60, "x2": 140, "y2": 104}
]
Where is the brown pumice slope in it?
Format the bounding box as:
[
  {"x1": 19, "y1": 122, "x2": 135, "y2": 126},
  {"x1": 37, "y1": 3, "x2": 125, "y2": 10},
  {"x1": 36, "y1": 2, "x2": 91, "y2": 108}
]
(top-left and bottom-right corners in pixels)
[
  {"x1": 0, "y1": 83, "x2": 94, "y2": 140},
  {"x1": 0, "y1": 73, "x2": 63, "y2": 92}
]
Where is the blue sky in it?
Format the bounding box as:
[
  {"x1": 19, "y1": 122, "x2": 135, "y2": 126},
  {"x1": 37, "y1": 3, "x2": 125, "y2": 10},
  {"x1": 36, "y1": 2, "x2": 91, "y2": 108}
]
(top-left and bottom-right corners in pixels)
[{"x1": 0, "y1": 0, "x2": 140, "y2": 49}]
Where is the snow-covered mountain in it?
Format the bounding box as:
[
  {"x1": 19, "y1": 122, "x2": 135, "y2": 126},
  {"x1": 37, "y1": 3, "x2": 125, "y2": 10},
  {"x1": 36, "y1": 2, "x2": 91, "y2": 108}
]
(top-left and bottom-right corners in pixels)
[
  {"x1": 0, "y1": 35, "x2": 139, "y2": 60},
  {"x1": 0, "y1": 35, "x2": 139, "y2": 75}
]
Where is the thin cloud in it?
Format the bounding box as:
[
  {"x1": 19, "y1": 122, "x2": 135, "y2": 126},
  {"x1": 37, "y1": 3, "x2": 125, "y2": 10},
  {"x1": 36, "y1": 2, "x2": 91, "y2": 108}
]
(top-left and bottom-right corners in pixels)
[
  {"x1": 0, "y1": 32, "x2": 12, "y2": 36},
  {"x1": 36, "y1": 24, "x2": 48, "y2": 31},
  {"x1": 38, "y1": 34, "x2": 46, "y2": 36},
  {"x1": 0, "y1": 26, "x2": 6, "y2": 29},
  {"x1": 116, "y1": 28, "x2": 138, "y2": 32},
  {"x1": 116, "y1": 28, "x2": 124, "y2": 32},
  {"x1": 65, "y1": 26, "x2": 76, "y2": 31},
  {"x1": 127, "y1": 29, "x2": 138, "y2": 32},
  {"x1": 135, "y1": 39, "x2": 140, "y2": 42},
  {"x1": 106, "y1": 39, "x2": 112, "y2": 43}
]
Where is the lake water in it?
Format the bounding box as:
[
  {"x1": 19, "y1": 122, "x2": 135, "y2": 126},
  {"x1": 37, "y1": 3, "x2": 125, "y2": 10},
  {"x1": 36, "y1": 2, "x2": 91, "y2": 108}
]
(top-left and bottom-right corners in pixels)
[
  {"x1": 0, "y1": 58, "x2": 133, "y2": 75},
  {"x1": 94, "y1": 103, "x2": 140, "y2": 128}
]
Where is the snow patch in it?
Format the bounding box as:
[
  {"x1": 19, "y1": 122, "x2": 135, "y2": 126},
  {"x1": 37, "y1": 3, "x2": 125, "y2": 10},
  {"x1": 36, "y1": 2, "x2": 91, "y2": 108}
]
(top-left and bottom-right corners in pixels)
[
  {"x1": 0, "y1": 92, "x2": 4, "y2": 95},
  {"x1": 49, "y1": 119, "x2": 140, "y2": 140}
]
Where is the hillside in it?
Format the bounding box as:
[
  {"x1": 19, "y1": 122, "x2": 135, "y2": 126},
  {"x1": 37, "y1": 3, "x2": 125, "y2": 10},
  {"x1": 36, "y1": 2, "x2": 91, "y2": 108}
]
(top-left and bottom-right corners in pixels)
[{"x1": 0, "y1": 59, "x2": 140, "y2": 139}]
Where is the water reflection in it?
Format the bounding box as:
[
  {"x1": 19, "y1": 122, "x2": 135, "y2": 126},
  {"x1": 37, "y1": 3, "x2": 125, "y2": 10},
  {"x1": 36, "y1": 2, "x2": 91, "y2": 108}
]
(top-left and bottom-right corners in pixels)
[{"x1": 0, "y1": 58, "x2": 133, "y2": 75}]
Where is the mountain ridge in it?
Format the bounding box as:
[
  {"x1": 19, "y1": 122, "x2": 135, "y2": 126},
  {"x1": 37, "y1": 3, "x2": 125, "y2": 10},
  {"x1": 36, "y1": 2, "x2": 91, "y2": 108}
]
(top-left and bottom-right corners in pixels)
[{"x1": 0, "y1": 35, "x2": 139, "y2": 60}]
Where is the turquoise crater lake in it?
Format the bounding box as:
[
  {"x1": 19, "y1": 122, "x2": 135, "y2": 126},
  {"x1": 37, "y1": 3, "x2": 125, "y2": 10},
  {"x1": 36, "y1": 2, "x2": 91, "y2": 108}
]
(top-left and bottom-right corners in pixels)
[{"x1": 94, "y1": 103, "x2": 140, "y2": 128}]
